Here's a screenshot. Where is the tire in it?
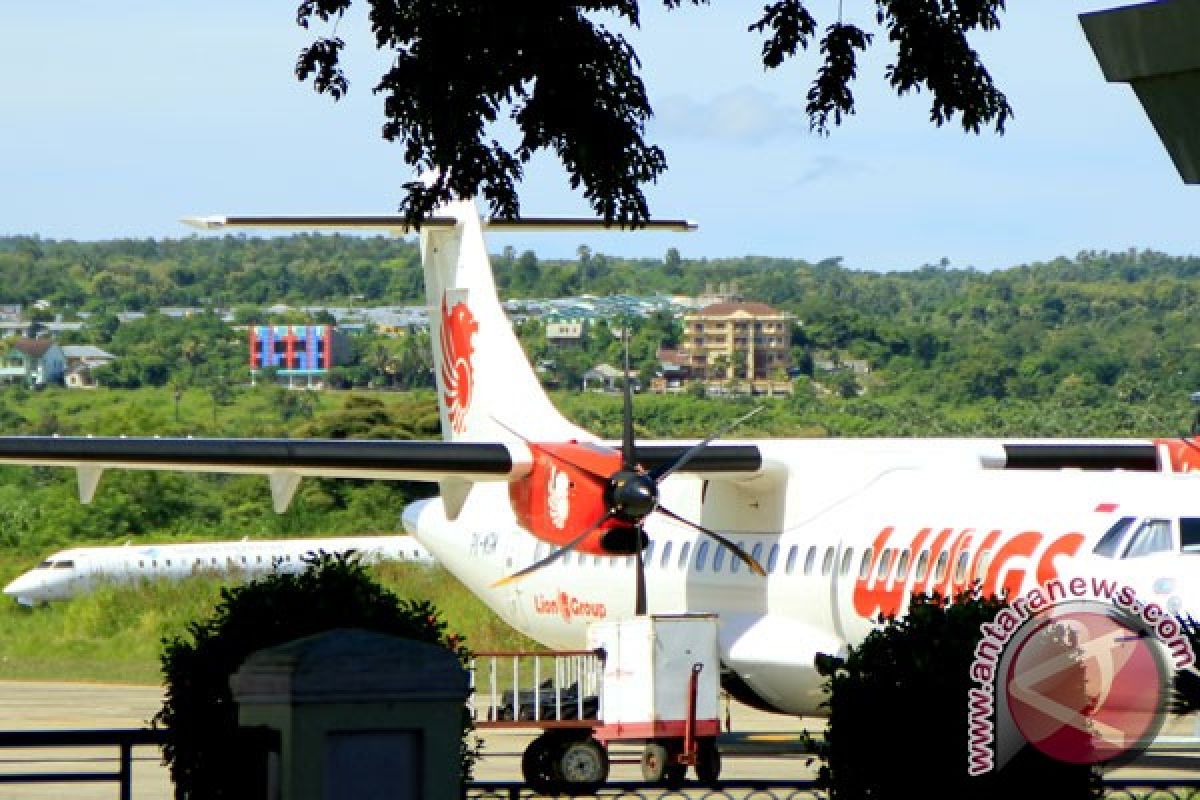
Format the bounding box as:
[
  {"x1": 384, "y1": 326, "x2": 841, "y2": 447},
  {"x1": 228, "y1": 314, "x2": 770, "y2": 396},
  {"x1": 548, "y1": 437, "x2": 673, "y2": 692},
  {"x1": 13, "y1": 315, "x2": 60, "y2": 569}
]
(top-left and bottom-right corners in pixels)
[
  {"x1": 641, "y1": 742, "x2": 671, "y2": 783},
  {"x1": 521, "y1": 733, "x2": 562, "y2": 795},
  {"x1": 695, "y1": 738, "x2": 721, "y2": 785},
  {"x1": 558, "y1": 737, "x2": 609, "y2": 792}
]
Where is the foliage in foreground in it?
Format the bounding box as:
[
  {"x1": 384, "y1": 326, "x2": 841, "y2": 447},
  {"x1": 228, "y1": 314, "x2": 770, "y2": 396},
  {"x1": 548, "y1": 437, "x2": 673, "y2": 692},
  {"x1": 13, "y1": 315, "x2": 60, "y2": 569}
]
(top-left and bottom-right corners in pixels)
[
  {"x1": 155, "y1": 553, "x2": 480, "y2": 800},
  {"x1": 811, "y1": 590, "x2": 1102, "y2": 800}
]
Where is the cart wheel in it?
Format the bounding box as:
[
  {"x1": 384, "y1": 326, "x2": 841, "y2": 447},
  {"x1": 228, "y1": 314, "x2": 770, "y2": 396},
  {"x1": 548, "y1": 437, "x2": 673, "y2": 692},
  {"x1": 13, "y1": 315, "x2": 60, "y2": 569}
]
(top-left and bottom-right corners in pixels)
[
  {"x1": 521, "y1": 733, "x2": 562, "y2": 794},
  {"x1": 641, "y1": 742, "x2": 671, "y2": 783},
  {"x1": 695, "y1": 738, "x2": 722, "y2": 785},
  {"x1": 558, "y1": 737, "x2": 609, "y2": 791},
  {"x1": 664, "y1": 762, "x2": 688, "y2": 788}
]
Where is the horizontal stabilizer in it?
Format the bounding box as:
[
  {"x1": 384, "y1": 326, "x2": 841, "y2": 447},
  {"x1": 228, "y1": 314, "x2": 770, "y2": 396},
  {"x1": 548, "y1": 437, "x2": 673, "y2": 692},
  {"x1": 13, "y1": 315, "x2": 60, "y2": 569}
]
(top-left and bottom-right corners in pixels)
[{"x1": 181, "y1": 215, "x2": 696, "y2": 233}]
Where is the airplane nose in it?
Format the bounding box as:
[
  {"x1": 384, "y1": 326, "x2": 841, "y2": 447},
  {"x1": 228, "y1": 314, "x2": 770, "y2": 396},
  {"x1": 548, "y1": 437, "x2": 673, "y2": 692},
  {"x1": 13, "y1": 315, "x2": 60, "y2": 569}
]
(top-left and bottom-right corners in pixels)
[{"x1": 3, "y1": 574, "x2": 41, "y2": 606}]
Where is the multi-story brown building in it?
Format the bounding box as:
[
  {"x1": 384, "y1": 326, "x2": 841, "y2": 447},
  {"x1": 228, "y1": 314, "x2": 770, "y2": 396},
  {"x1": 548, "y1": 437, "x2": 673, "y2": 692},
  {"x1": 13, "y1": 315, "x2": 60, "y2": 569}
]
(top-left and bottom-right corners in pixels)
[{"x1": 679, "y1": 301, "x2": 795, "y2": 388}]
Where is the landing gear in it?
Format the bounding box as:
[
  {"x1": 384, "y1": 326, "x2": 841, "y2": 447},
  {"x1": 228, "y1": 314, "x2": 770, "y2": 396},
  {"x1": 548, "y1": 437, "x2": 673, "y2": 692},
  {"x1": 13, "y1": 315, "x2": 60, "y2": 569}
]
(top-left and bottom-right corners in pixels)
[{"x1": 521, "y1": 732, "x2": 609, "y2": 795}]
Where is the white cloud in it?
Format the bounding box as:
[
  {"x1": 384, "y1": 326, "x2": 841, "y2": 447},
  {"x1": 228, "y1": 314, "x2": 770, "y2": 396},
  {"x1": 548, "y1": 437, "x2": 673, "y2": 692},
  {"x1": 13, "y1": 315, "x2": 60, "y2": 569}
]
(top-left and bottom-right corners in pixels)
[{"x1": 653, "y1": 87, "x2": 806, "y2": 144}]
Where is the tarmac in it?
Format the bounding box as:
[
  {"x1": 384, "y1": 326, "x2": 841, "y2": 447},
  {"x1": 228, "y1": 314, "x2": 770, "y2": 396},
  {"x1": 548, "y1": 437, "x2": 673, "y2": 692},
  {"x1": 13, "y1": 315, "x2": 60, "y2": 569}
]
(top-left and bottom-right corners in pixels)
[{"x1": 0, "y1": 680, "x2": 1197, "y2": 798}]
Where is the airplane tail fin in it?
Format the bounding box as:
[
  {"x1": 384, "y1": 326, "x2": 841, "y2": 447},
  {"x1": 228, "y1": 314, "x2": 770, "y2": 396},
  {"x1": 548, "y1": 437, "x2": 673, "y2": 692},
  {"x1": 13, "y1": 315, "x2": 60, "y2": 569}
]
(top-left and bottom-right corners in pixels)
[
  {"x1": 181, "y1": 190, "x2": 694, "y2": 445},
  {"x1": 419, "y1": 197, "x2": 586, "y2": 443}
]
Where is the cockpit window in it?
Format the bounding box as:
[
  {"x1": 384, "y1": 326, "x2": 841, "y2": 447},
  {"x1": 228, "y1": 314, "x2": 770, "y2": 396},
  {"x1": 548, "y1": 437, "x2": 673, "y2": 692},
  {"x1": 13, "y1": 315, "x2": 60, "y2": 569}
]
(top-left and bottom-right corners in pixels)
[
  {"x1": 52, "y1": 560, "x2": 74, "y2": 569},
  {"x1": 1092, "y1": 517, "x2": 1135, "y2": 558},
  {"x1": 1122, "y1": 519, "x2": 1173, "y2": 559},
  {"x1": 37, "y1": 560, "x2": 52, "y2": 569},
  {"x1": 1181, "y1": 518, "x2": 1200, "y2": 553}
]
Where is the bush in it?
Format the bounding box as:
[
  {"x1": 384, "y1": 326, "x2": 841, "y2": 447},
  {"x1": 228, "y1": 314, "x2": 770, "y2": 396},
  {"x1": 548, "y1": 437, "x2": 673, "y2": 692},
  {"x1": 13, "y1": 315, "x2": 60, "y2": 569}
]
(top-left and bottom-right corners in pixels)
[
  {"x1": 810, "y1": 589, "x2": 1101, "y2": 799},
  {"x1": 154, "y1": 552, "x2": 478, "y2": 800}
]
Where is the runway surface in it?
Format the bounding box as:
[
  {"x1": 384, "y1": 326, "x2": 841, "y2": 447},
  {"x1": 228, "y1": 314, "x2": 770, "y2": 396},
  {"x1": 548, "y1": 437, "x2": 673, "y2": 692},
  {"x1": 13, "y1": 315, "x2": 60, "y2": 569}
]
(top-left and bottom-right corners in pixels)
[{"x1": 0, "y1": 681, "x2": 1197, "y2": 798}]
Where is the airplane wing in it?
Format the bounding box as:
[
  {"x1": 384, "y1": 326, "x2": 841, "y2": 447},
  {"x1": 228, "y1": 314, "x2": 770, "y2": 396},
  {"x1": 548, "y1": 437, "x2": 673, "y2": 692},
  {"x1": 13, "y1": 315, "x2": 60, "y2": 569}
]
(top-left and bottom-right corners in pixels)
[{"x1": 0, "y1": 435, "x2": 764, "y2": 512}]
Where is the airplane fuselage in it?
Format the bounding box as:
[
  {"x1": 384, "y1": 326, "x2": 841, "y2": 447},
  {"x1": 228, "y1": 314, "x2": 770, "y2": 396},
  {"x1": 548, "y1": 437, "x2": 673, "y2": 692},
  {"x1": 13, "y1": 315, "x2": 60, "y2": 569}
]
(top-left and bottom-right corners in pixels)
[{"x1": 405, "y1": 452, "x2": 1200, "y2": 716}]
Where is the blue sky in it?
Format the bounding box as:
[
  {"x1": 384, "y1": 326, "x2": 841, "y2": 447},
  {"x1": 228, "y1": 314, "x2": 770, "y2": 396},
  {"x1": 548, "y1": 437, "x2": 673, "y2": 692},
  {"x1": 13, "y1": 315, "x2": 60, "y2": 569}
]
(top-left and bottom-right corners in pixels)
[{"x1": 3, "y1": 3, "x2": 1195, "y2": 271}]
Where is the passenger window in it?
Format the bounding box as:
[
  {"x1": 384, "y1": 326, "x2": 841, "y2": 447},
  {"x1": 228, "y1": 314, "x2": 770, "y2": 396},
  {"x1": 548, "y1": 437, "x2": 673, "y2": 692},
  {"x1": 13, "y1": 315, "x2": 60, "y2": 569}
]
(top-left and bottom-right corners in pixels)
[
  {"x1": 1093, "y1": 516, "x2": 1136, "y2": 558},
  {"x1": 840, "y1": 548, "x2": 853, "y2": 576},
  {"x1": 876, "y1": 549, "x2": 893, "y2": 579},
  {"x1": 54, "y1": 560, "x2": 75, "y2": 569},
  {"x1": 678, "y1": 542, "x2": 692, "y2": 569},
  {"x1": 750, "y1": 542, "x2": 764, "y2": 570},
  {"x1": 915, "y1": 551, "x2": 930, "y2": 581},
  {"x1": 695, "y1": 541, "x2": 710, "y2": 571},
  {"x1": 897, "y1": 550, "x2": 911, "y2": 579},
  {"x1": 975, "y1": 550, "x2": 992, "y2": 581},
  {"x1": 660, "y1": 541, "x2": 673, "y2": 569},
  {"x1": 1181, "y1": 518, "x2": 1200, "y2": 553},
  {"x1": 859, "y1": 548, "x2": 874, "y2": 580},
  {"x1": 933, "y1": 551, "x2": 949, "y2": 582},
  {"x1": 785, "y1": 546, "x2": 799, "y2": 575},
  {"x1": 732, "y1": 541, "x2": 747, "y2": 573},
  {"x1": 766, "y1": 544, "x2": 779, "y2": 573},
  {"x1": 138, "y1": 561, "x2": 144, "y2": 568},
  {"x1": 954, "y1": 551, "x2": 970, "y2": 583},
  {"x1": 821, "y1": 547, "x2": 835, "y2": 575},
  {"x1": 166, "y1": 560, "x2": 172, "y2": 567},
  {"x1": 1123, "y1": 519, "x2": 1173, "y2": 559},
  {"x1": 802, "y1": 546, "x2": 815, "y2": 575},
  {"x1": 713, "y1": 547, "x2": 726, "y2": 572}
]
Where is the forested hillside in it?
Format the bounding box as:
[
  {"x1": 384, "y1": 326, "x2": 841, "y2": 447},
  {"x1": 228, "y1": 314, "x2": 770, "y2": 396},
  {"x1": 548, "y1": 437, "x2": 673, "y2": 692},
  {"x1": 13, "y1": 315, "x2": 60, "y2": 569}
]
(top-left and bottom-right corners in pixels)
[{"x1": 4, "y1": 235, "x2": 1200, "y2": 412}]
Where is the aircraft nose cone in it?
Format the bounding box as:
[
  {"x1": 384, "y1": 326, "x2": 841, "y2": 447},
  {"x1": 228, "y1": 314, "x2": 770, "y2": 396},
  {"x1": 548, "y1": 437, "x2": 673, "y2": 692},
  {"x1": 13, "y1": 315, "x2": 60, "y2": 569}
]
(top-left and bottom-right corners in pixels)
[
  {"x1": 610, "y1": 471, "x2": 657, "y2": 521},
  {"x1": 3, "y1": 574, "x2": 39, "y2": 606}
]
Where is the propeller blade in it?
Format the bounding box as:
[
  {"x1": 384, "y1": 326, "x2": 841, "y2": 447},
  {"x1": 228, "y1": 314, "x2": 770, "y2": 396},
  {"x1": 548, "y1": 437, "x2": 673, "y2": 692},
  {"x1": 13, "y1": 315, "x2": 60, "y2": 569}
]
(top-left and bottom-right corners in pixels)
[
  {"x1": 491, "y1": 511, "x2": 614, "y2": 588},
  {"x1": 649, "y1": 406, "x2": 765, "y2": 483},
  {"x1": 656, "y1": 504, "x2": 766, "y2": 576},
  {"x1": 621, "y1": 330, "x2": 636, "y2": 471},
  {"x1": 634, "y1": 530, "x2": 647, "y2": 616}
]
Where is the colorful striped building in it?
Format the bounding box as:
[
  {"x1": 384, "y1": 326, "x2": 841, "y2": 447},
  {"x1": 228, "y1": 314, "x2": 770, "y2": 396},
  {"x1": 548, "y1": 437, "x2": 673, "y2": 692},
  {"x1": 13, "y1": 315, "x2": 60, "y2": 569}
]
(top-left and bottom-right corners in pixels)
[{"x1": 248, "y1": 325, "x2": 350, "y2": 388}]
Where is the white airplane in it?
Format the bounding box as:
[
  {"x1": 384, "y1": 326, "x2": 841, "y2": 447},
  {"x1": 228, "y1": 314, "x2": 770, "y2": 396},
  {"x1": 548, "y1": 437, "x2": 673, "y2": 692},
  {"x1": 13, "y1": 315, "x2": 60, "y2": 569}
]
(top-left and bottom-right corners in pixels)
[
  {"x1": 3, "y1": 535, "x2": 433, "y2": 606},
  {"x1": 0, "y1": 194, "x2": 1196, "y2": 774}
]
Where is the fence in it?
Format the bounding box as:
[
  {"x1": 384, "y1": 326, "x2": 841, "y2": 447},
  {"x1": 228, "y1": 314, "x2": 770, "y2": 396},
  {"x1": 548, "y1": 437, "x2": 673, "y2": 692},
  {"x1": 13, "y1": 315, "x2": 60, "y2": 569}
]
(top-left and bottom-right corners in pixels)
[
  {"x1": 0, "y1": 728, "x2": 169, "y2": 800},
  {"x1": 468, "y1": 781, "x2": 1200, "y2": 799}
]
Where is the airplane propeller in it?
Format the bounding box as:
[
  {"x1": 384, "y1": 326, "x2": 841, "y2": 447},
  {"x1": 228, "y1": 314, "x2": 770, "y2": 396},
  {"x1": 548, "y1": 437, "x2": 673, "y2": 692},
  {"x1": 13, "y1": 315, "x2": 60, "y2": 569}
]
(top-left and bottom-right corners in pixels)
[{"x1": 493, "y1": 334, "x2": 766, "y2": 615}]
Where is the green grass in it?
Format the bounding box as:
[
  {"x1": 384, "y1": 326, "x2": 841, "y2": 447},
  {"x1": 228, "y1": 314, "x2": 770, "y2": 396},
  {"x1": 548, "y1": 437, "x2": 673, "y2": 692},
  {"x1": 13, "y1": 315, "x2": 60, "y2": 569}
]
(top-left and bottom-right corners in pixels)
[{"x1": 0, "y1": 561, "x2": 541, "y2": 685}]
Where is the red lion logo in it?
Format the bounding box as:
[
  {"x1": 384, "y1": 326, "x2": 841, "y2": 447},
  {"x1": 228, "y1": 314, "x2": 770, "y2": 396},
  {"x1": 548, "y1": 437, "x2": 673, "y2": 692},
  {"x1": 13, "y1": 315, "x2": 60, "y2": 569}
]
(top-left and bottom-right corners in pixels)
[{"x1": 440, "y1": 295, "x2": 479, "y2": 434}]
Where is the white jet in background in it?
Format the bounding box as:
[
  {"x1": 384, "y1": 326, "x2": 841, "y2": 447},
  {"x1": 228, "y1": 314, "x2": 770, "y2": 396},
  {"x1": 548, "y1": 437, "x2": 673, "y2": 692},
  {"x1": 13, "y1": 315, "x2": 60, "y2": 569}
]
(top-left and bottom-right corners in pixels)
[{"x1": 3, "y1": 535, "x2": 434, "y2": 605}]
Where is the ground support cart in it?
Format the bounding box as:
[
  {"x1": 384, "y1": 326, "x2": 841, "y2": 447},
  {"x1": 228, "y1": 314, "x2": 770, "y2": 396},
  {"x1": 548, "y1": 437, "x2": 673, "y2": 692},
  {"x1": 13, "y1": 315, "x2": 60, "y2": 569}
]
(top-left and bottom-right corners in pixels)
[{"x1": 468, "y1": 614, "x2": 722, "y2": 794}]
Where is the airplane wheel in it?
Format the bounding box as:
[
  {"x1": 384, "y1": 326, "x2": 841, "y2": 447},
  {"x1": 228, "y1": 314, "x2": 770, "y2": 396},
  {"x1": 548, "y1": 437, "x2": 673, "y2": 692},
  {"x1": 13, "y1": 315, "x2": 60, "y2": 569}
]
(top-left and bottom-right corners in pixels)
[
  {"x1": 695, "y1": 738, "x2": 721, "y2": 785},
  {"x1": 521, "y1": 733, "x2": 562, "y2": 794},
  {"x1": 641, "y1": 742, "x2": 671, "y2": 783},
  {"x1": 558, "y1": 737, "x2": 609, "y2": 792}
]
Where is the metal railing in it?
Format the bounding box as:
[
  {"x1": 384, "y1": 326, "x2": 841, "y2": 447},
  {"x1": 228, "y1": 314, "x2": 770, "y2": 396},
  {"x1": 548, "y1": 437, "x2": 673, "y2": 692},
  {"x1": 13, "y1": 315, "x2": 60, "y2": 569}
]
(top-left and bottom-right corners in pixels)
[
  {"x1": 468, "y1": 781, "x2": 1200, "y2": 799},
  {"x1": 468, "y1": 781, "x2": 826, "y2": 799},
  {"x1": 470, "y1": 650, "x2": 604, "y2": 728},
  {"x1": 0, "y1": 728, "x2": 169, "y2": 800}
]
